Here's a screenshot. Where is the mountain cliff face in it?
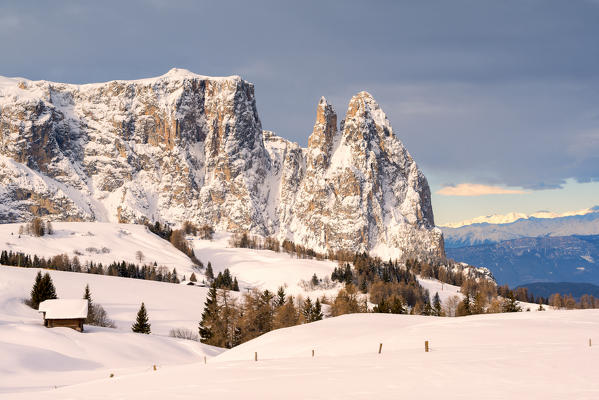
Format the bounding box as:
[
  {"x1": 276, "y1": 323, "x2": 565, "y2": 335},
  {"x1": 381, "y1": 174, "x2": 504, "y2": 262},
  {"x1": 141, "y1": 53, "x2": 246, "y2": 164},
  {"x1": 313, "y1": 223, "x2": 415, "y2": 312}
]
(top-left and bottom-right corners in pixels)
[{"x1": 0, "y1": 69, "x2": 443, "y2": 260}]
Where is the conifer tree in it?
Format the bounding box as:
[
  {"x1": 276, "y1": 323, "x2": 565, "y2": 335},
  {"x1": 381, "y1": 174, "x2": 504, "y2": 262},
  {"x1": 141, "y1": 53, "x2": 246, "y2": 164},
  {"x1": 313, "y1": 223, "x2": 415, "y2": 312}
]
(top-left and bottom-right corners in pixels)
[
  {"x1": 83, "y1": 284, "x2": 94, "y2": 323},
  {"x1": 131, "y1": 302, "x2": 151, "y2": 334},
  {"x1": 199, "y1": 284, "x2": 220, "y2": 344},
  {"x1": 390, "y1": 296, "x2": 405, "y2": 314},
  {"x1": 273, "y1": 296, "x2": 299, "y2": 329},
  {"x1": 432, "y1": 292, "x2": 442, "y2": 316},
  {"x1": 232, "y1": 277, "x2": 239, "y2": 292},
  {"x1": 302, "y1": 298, "x2": 313, "y2": 322},
  {"x1": 222, "y1": 268, "x2": 233, "y2": 287},
  {"x1": 275, "y1": 286, "x2": 286, "y2": 308},
  {"x1": 457, "y1": 293, "x2": 472, "y2": 316},
  {"x1": 30, "y1": 272, "x2": 58, "y2": 309},
  {"x1": 29, "y1": 271, "x2": 43, "y2": 309},
  {"x1": 311, "y1": 273, "x2": 319, "y2": 287},
  {"x1": 205, "y1": 262, "x2": 214, "y2": 281},
  {"x1": 311, "y1": 298, "x2": 323, "y2": 321},
  {"x1": 502, "y1": 292, "x2": 521, "y2": 313}
]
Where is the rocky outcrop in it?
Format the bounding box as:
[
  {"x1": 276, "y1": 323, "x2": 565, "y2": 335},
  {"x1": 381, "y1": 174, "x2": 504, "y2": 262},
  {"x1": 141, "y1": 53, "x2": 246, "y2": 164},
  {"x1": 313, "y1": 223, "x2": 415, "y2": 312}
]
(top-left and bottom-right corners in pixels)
[
  {"x1": 277, "y1": 92, "x2": 442, "y2": 259},
  {"x1": 0, "y1": 69, "x2": 443, "y2": 261}
]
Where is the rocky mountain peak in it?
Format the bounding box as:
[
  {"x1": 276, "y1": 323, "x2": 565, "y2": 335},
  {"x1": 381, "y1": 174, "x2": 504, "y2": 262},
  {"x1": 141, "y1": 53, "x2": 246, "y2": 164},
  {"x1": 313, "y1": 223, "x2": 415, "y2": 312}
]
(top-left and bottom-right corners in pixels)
[
  {"x1": 0, "y1": 70, "x2": 444, "y2": 261},
  {"x1": 306, "y1": 96, "x2": 337, "y2": 171}
]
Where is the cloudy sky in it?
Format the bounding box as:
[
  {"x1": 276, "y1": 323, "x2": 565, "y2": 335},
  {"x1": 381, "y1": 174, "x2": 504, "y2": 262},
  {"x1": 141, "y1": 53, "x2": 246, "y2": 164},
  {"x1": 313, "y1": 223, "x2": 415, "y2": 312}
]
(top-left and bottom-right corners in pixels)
[{"x1": 1, "y1": 0, "x2": 597, "y2": 224}]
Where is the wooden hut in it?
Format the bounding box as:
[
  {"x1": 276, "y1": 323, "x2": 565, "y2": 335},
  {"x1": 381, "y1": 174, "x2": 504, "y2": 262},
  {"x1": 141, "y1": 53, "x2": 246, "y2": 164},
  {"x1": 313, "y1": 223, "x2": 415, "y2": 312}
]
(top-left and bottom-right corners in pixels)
[{"x1": 38, "y1": 299, "x2": 88, "y2": 332}]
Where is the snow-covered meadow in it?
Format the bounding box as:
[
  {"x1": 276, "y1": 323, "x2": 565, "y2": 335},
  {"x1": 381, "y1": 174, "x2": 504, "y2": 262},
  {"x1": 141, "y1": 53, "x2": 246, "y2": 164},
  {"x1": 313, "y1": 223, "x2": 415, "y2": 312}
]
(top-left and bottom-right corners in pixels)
[
  {"x1": 0, "y1": 265, "x2": 222, "y2": 394},
  {"x1": 1, "y1": 222, "x2": 597, "y2": 399},
  {"x1": 0, "y1": 222, "x2": 198, "y2": 276}
]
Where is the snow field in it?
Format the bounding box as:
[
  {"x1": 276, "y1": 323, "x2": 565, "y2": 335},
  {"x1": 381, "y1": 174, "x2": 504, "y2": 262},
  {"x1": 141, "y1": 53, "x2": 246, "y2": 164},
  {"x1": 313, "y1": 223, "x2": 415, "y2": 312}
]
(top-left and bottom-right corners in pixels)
[
  {"x1": 0, "y1": 222, "x2": 198, "y2": 277},
  {"x1": 191, "y1": 232, "x2": 342, "y2": 297},
  {"x1": 0, "y1": 265, "x2": 223, "y2": 393},
  {"x1": 4, "y1": 311, "x2": 598, "y2": 399}
]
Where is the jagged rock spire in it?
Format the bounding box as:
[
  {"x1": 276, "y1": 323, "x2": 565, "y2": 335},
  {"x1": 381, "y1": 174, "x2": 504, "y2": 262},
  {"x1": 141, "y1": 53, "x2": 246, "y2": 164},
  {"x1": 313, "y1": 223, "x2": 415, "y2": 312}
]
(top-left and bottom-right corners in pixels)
[{"x1": 306, "y1": 97, "x2": 337, "y2": 171}]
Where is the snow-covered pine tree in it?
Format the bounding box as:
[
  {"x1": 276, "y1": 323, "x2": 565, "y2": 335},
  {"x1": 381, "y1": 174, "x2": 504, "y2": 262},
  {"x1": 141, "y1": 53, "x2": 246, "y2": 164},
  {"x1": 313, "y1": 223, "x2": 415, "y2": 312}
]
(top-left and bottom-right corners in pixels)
[
  {"x1": 302, "y1": 298, "x2": 313, "y2": 322},
  {"x1": 131, "y1": 302, "x2": 151, "y2": 334}
]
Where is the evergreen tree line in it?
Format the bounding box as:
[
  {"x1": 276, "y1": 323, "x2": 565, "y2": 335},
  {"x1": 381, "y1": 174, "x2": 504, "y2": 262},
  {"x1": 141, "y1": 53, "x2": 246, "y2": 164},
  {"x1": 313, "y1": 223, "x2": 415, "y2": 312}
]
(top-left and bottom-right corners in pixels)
[
  {"x1": 330, "y1": 257, "x2": 438, "y2": 314},
  {"x1": 199, "y1": 285, "x2": 323, "y2": 348},
  {"x1": 190, "y1": 264, "x2": 240, "y2": 291},
  {"x1": 1, "y1": 250, "x2": 181, "y2": 284}
]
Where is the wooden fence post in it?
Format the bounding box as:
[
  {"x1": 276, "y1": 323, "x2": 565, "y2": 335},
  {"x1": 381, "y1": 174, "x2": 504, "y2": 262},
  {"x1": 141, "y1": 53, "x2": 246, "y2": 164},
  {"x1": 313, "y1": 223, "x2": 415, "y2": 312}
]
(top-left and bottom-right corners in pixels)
[
  {"x1": 379, "y1": 343, "x2": 383, "y2": 354},
  {"x1": 312, "y1": 349, "x2": 314, "y2": 357},
  {"x1": 425, "y1": 341, "x2": 429, "y2": 352},
  {"x1": 255, "y1": 352, "x2": 258, "y2": 361},
  {"x1": 204, "y1": 356, "x2": 207, "y2": 364},
  {"x1": 590, "y1": 338, "x2": 592, "y2": 347}
]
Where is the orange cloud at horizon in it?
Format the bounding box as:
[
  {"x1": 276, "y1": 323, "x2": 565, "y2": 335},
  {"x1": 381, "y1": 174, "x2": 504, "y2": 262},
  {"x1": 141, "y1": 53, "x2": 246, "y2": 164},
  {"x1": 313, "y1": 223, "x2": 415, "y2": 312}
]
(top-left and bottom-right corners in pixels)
[{"x1": 437, "y1": 183, "x2": 527, "y2": 197}]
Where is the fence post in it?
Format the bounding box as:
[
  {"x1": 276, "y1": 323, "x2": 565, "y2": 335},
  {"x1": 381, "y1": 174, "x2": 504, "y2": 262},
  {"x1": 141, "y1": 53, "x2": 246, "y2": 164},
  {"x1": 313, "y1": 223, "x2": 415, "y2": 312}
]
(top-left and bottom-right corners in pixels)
[
  {"x1": 590, "y1": 338, "x2": 592, "y2": 347},
  {"x1": 378, "y1": 343, "x2": 383, "y2": 354},
  {"x1": 425, "y1": 341, "x2": 429, "y2": 352},
  {"x1": 255, "y1": 352, "x2": 258, "y2": 362},
  {"x1": 153, "y1": 364, "x2": 157, "y2": 371},
  {"x1": 312, "y1": 349, "x2": 314, "y2": 357},
  {"x1": 204, "y1": 356, "x2": 207, "y2": 364}
]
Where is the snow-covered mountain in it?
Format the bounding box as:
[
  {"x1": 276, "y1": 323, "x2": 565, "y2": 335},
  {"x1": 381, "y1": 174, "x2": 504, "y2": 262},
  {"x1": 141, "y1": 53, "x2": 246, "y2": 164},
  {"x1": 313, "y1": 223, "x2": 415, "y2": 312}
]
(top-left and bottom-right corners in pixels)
[
  {"x1": 442, "y1": 206, "x2": 599, "y2": 248},
  {"x1": 442, "y1": 206, "x2": 598, "y2": 229},
  {"x1": 0, "y1": 69, "x2": 443, "y2": 260},
  {"x1": 447, "y1": 234, "x2": 599, "y2": 286}
]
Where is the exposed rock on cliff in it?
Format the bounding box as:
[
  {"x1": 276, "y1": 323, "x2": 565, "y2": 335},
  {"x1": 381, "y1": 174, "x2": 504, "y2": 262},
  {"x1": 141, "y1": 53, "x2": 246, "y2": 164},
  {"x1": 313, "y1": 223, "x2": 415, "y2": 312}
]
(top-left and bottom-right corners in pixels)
[{"x1": 0, "y1": 69, "x2": 443, "y2": 260}]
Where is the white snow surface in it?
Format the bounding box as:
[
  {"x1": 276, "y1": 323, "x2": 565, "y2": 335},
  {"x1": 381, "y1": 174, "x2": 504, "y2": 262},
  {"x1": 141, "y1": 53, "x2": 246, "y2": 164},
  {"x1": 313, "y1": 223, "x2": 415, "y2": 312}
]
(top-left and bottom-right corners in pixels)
[
  {"x1": 38, "y1": 299, "x2": 88, "y2": 319},
  {"x1": 0, "y1": 265, "x2": 223, "y2": 394},
  {"x1": 3, "y1": 308, "x2": 597, "y2": 399},
  {"x1": 191, "y1": 232, "x2": 341, "y2": 297},
  {"x1": 0, "y1": 222, "x2": 198, "y2": 276}
]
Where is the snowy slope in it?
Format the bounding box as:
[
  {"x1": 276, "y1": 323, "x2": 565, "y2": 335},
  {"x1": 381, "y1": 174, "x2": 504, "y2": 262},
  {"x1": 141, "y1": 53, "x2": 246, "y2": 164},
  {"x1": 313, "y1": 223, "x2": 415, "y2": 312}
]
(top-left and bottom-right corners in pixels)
[
  {"x1": 0, "y1": 265, "x2": 223, "y2": 393},
  {"x1": 191, "y1": 233, "x2": 341, "y2": 297},
  {"x1": 0, "y1": 222, "x2": 198, "y2": 276},
  {"x1": 4, "y1": 311, "x2": 597, "y2": 399}
]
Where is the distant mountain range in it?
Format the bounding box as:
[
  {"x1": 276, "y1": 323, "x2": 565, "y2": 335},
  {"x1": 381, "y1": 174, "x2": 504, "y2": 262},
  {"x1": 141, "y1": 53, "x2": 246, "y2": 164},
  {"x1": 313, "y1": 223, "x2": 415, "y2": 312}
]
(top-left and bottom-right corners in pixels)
[
  {"x1": 441, "y1": 207, "x2": 597, "y2": 228},
  {"x1": 441, "y1": 206, "x2": 599, "y2": 248},
  {"x1": 516, "y1": 282, "x2": 599, "y2": 300},
  {"x1": 446, "y1": 235, "x2": 599, "y2": 286}
]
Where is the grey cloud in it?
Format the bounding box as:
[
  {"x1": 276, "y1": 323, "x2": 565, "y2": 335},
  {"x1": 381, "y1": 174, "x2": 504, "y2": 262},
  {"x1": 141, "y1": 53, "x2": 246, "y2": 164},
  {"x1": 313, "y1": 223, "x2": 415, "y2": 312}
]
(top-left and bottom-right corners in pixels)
[{"x1": 0, "y1": 0, "x2": 597, "y2": 189}]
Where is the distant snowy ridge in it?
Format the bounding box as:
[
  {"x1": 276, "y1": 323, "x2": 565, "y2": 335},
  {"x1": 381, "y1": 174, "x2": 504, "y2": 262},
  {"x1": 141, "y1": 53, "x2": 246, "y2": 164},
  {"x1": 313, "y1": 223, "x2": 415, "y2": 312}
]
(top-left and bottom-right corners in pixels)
[
  {"x1": 441, "y1": 206, "x2": 598, "y2": 228},
  {"x1": 442, "y1": 207, "x2": 599, "y2": 248},
  {"x1": 0, "y1": 69, "x2": 443, "y2": 261}
]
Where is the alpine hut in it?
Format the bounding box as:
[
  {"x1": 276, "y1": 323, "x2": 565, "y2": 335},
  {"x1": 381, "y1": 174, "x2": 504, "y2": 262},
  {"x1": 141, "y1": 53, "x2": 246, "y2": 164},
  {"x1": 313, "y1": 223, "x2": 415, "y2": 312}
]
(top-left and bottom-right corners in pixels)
[{"x1": 38, "y1": 299, "x2": 89, "y2": 332}]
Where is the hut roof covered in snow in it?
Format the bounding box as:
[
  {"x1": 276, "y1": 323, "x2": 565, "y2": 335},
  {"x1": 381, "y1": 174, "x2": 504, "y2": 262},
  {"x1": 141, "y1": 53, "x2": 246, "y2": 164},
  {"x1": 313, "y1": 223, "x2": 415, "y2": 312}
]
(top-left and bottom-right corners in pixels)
[{"x1": 38, "y1": 299, "x2": 88, "y2": 319}]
